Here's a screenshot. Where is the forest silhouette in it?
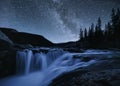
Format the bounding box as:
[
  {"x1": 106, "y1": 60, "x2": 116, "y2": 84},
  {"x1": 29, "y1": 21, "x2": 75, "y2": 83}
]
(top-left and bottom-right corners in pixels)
[{"x1": 78, "y1": 8, "x2": 120, "y2": 49}]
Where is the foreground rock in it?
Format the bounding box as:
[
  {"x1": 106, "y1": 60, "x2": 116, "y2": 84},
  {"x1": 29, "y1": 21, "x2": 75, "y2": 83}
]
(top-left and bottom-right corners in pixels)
[
  {"x1": 0, "y1": 49, "x2": 16, "y2": 78},
  {"x1": 0, "y1": 29, "x2": 16, "y2": 78},
  {"x1": 50, "y1": 52, "x2": 120, "y2": 86}
]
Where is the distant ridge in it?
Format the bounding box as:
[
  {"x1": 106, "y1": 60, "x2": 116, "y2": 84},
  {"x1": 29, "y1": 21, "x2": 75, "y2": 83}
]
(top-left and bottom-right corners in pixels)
[{"x1": 0, "y1": 27, "x2": 53, "y2": 47}]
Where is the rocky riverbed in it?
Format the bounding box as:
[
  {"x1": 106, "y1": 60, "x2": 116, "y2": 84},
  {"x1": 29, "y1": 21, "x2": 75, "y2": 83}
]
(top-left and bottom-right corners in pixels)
[{"x1": 49, "y1": 51, "x2": 120, "y2": 86}]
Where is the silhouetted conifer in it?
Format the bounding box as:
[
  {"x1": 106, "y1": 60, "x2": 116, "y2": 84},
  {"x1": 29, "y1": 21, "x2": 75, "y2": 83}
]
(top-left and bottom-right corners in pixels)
[{"x1": 78, "y1": 8, "x2": 120, "y2": 49}]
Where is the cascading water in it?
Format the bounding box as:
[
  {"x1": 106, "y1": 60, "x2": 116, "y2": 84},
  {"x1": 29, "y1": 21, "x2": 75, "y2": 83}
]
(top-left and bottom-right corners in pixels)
[
  {"x1": 25, "y1": 50, "x2": 33, "y2": 74},
  {"x1": 34, "y1": 52, "x2": 47, "y2": 70},
  {"x1": 16, "y1": 49, "x2": 66, "y2": 74},
  {"x1": 40, "y1": 53, "x2": 96, "y2": 86},
  {"x1": 46, "y1": 49, "x2": 66, "y2": 65},
  {"x1": 16, "y1": 49, "x2": 34, "y2": 74},
  {"x1": 0, "y1": 48, "x2": 97, "y2": 86}
]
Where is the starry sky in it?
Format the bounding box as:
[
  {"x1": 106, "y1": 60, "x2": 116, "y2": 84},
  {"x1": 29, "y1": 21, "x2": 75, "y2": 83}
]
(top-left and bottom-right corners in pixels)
[{"x1": 0, "y1": 0, "x2": 120, "y2": 43}]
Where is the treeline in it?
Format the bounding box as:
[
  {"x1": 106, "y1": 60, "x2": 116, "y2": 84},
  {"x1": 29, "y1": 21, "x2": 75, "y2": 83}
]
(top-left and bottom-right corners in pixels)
[{"x1": 78, "y1": 8, "x2": 120, "y2": 49}]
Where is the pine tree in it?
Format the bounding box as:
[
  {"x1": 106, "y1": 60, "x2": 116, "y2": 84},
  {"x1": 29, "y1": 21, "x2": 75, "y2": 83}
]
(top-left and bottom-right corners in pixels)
[
  {"x1": 84, "y1": 28, "x2": 87, "y2": 39},
  {"x1": 104, "y1": 22, "x2": 113, "y2": 47},
  {"x1": 111, "y1": 8, "x2": 120, "y2": 47},
  {"x1": 94, "y1": 17, "x2": 103, "y2": 48},
  {"x1": 87, "y1": 24, "x2": 95, "y2": 48},
  {"x1": 78, "y1": 8, "x2": 120, "y2": 49},
  {"x1": 115, "y1": 8, "x2": 120, "y2": 48},
  {"x1": 97, "y1": 17, "x2": 102, "y2": 29},
  {"x1": 79, "y1": 28, "x2": 84, "y2": 41}
]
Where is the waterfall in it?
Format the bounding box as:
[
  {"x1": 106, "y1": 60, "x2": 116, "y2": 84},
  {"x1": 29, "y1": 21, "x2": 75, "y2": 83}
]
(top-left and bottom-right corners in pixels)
[
  {"x1": 39, "y1": 53, "x2": 96, "y2": 86},
  {"x1": 46, "y1": 49, "x2": 66, "y2": 65},
  {"x1": 1, "y1": 48, "x2": 99, "y2": 86},
  {"x1": 16, "y1": 49, "x2": 34, "y2": 74},
  {"x1": 16, "y1": 48, "x2": 96, "y2": 86},
  {"x1": 34, "y1": 52, "x2": 47, "y2": 70},
  {"x1": 16, "y1": 50, "x2": 26, "y2": 74},
  {"x1": 16, "y1": 49, "x2": 67, "y2": 74},
  {"x1": 25, "y1": 50, "x2": 33, "y2": 74}
]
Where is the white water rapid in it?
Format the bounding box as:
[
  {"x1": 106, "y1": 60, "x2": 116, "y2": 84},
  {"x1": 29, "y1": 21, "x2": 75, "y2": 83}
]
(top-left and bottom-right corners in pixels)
[{"x1": 0, "y1": 48, "x2": 98, "y2": 86}]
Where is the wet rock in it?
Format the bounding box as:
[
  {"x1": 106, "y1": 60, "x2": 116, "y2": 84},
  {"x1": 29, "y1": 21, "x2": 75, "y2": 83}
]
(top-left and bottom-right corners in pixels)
[
  {"x1": 0, "y1": 39, "x2": 12, "y2": 51},
  {"x1": 14, "y1": 44, "x2": 33, "y2": 49},
  {"x1": 0, "y1": 49, "x2": 16, "y2": 78},
  {"x1": 50, "y1": 55, "x2": 120, "y2": 86},
  {"x1": 63, "y1": 48, "x2": 85, "y2": 53}
]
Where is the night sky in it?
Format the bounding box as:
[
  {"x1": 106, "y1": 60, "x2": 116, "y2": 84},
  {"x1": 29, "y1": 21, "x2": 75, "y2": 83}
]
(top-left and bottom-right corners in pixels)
[{"x1": 0, "y1": 0, "x2": 120, "y2": 43}]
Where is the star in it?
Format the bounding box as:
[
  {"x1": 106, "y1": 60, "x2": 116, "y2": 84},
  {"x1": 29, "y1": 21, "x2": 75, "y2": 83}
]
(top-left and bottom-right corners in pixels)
[{"x1": 0, "y1": 0, "x2": 120, "y2": 43}]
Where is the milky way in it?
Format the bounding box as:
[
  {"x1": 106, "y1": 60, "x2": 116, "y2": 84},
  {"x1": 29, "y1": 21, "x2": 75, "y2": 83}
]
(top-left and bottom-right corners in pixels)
[{"x1": 0, "y1": 0, "x2": 120, "y2": 43}]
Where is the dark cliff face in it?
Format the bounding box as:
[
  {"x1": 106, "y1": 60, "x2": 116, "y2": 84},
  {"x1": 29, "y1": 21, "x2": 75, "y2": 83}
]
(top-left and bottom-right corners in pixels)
[
  {"x1": 0, "y1": 30, "x2": 15, "y2": 78},
  {"x1": 0, "y1": 39, "x2": 16, "y2": 78},
  {"x1": 0, "y1": 49, "x2": 16, "y2": 78},
  {"x1": 0, "y1": 27, "x2": 53, "y2": 47},
  {"x1": 0, "y1": 39, "x2": 12, "y2": 51}
]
